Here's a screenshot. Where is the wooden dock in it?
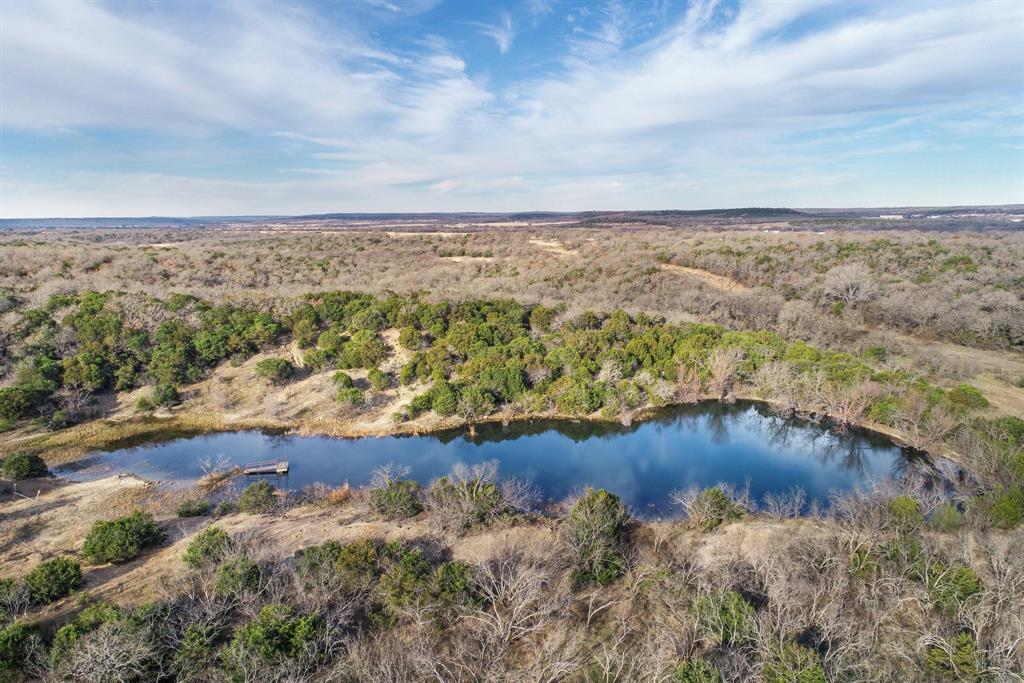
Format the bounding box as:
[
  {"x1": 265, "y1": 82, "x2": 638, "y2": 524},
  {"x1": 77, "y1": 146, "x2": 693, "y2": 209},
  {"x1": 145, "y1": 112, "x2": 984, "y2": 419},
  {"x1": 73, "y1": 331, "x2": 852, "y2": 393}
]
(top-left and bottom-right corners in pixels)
[{"x1": 242, "y1": 459, "x2": 289, "y2": 475}]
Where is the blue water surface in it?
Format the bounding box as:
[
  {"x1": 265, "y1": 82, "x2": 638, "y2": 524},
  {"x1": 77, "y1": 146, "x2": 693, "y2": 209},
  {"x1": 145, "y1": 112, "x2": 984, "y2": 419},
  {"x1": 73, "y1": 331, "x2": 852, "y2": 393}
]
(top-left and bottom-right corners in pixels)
[{"x1": 56, "y1": 402, "x2": 919, "y2": 515}]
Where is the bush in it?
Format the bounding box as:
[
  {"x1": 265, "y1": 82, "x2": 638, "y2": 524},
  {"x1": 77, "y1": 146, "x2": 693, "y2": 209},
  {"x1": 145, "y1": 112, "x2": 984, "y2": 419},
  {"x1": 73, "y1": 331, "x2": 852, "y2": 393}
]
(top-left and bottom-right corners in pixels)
[
  {"x1": 214, "y1": 556, "x2": 261, "y2": 598},
  {"x1": 152, "y1": 383, "x2": 180, "y2": 407},
  {"x1": 888, "y1": 496, "x2": 923, "y2": 531},
  {"x1": 928, "y1": 501, "x2": 963, "y2": 532},
  {"x1": 82, "y1": 510, "x2": 166, "y2": 564},
  {"x1": 335, "y1": 538, "x2": 388, "y2": 594},
  {"x1": 368, "y1": 476, "x2": 423, "y2": 520},
  {"x1": 693, "y1": 590, "x2": 755, "y2": 645},
  {"x1": 254, "y1": 357, "x2": 294, "y2": 384},
  {"x1": 672, "y1": 658, "x2": 723, "y2": 682},
  {"x1": 24, "y1": 557, "x2": 82, "y2": 604},
  {"x1": 296, "y1": 541, "x2": 342, "y2": 581},
  {"x1": 975, "y1": 484, "x2": 1024, "y2": 529},
  {"x1": 238, "y1": 480, "x2": 277, "y2": 514},
  {"x1": 762, "y1": 643, "x2": 826, "y2": 683},
  {"x1": 0, "y1": 621, "x2": 39, "y2": 675},
  {"x1": 2, "y1": 452, "x2": 48, "y2": 480},
  {"x1": 367, "y1": 367, "x2": 390, "y2": 391},
  {"x1": 924, "y1": 632, "x2": 983, "y2": 681},
  {"x1": 336, "y1": 386, "x2": 364, "y2": 407},
  {"x1": 685, "y1": 486, "x2": 746, "y2": 531},
  {"x1": 565, "y1": 488, "x2": 629, "y2": 586},
  {"x1": 182, "y1": 526, "x2": 230, "y2": 569},
  {"x1": 332, "y1": 371, "x2": 354, "y2": 388},
  {"x1": 213, "y1": 500, "x2": 239, "y2": 516},
  {"x1": 398, "y1": 326, "x2": 422, "y2": 350},
  {"x1": 176, "y1": 497, "x2": 210, "y2": 517},
  {"x1": 225, "y1": 604, "x2": 320, "y2": 665},
  {"x1": 946, "y1": 384, "x2": 989, "y2": 412},
  {"x1": 0, "y1": 580, "x2": 28, "y2": 626},
  {"x1": 426, "y1": 463, "x2": 526, "y2": 535},
  {"x1": 928, "y1": 564, "x2": 982, "y2": 614},
  {"x1": 48, "y1": 600, "x2": 119, "y2": 666}
]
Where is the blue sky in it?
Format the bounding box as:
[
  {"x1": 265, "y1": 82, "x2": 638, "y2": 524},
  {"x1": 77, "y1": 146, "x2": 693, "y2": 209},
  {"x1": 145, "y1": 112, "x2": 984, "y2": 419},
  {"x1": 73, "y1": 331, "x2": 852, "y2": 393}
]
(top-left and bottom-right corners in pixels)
[{"x1": 0, "y1": 0, "x2": 1021, "y2": 217}]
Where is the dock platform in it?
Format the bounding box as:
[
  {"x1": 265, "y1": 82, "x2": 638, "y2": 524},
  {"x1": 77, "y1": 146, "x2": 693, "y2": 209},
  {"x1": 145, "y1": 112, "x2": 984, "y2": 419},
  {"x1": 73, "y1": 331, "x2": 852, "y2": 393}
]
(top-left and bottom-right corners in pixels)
[{"x1": 242, "y1": 459, "x2": 289, "y2": 475}]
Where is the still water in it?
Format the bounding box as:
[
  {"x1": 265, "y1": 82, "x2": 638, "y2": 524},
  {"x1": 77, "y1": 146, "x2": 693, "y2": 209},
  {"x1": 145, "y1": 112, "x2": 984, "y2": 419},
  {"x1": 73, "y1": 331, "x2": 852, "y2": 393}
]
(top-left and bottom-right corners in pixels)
[{"x1": 56, "y1": 402, "x2": 920, "y2": 515}]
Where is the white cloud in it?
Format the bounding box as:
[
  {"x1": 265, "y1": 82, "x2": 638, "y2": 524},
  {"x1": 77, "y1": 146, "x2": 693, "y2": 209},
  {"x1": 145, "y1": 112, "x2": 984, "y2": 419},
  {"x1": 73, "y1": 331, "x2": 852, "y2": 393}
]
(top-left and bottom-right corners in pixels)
[
  {"x1": 473, "y1": 10, "x2": 515, "y2": 54},
  {"x1": 1, "y1": 0, "x2": 1021, "y2": 216}
]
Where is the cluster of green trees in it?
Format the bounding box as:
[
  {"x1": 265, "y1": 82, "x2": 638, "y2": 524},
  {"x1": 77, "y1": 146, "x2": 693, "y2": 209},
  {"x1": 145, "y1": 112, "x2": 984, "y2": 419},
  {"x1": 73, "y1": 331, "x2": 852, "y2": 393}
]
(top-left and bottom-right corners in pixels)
[
  {"x1": 1, "y1": 288, "x2": 987, "y2": 431},
  {"x1": 3, "y1": 291, "x2": 281, "y2": 427}
]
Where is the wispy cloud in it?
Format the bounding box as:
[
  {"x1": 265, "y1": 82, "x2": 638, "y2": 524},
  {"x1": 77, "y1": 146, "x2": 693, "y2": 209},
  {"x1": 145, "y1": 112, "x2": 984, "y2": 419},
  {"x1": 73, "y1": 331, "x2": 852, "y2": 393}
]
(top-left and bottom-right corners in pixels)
[
  {"x1": 1, "y1": 0, "x2": 1021, "y2": 216},
  {"x1": 473, "y1": 10, "x2": 515, "y2": 54}
]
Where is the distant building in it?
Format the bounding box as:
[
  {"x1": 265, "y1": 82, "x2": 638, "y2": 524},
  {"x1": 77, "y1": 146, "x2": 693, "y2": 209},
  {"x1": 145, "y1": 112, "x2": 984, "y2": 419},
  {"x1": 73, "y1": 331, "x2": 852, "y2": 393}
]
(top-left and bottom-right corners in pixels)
[{"x1": 878, "y1": 214, "x2": 904, "y2": 220}]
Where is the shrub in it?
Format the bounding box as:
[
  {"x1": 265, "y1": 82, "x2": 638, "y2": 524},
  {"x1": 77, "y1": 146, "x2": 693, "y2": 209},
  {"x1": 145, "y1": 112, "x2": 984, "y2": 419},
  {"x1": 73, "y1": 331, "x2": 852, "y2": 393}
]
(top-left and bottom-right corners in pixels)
[
  {"x1": 430, "y1": 381, "x2": 458, "y2": 416},
  {"x1": 367, "y1": 367, "x2": 390, "y2": 392},
  {"x1": 398, "y1": 326, "x2": 422, "y2": 350},
  {"x1": 225, "y1": 604, "x2": 320, "y2": 665},
  {"x1": 296, "y1": 541, "x2": 342, "y2": 581},
  {"x1": 368, "y1": 472, "x2": 423, "y2": 520},
  {"x1": 151, "y1": 383, "x2": 180, "y2": 407},
  {"x1": 928, "y1": 501, "x2": 964, "y2": 532},
  {"x1": 2, "y1": 452, "x2": 48, "y2": 480},
  {"x1": 762, "y1": 643, "x2": 826, "y2": 683},
  {"x1": 672, "y1": 658, "x2": 723, "y2": 682},
  {"x1": 924, "y1": 632, "x2": 983, "y2": 681},
  {"x1": 975, "y1": 484, "x2": 1024, "y2": 529},
  {"x1": 888, "y1": 496, "x2": 923, "y2": 531},
  {"x1": 374, "y1": 546, "x2": 476, "y2": 624},
  {"x1": 238, "y1": 480, "x2": 277, "y2": 514},
  {"x1": 182, "y1": 526, "x2": 231, "y2": 569},
  {"x1": 82, "y1": 510, "x2": 166, "y2": 564},
  {"x1": 214, "y1": 556, "x2": 261, "y2": 598},
  {"x1": 336, "y1": 386, "x2": 364, "y2": 407},
  {"x1": 135, "y1": 397, "x2": 154, "y2": 412},
  {"x1": 682, "y1": 486, "x2": 746, "y2": 531},
  {"x1": 565, "y1": 488, "x2": 629, "y2": 586},
  {"x1": 176, "y1": 497, "x2": 210, "y2": 517},
  {"x1": 928, "y1": 564, "x2": 982, "y2": 614},
  {"x1": 254, "y1": 357, "x2": 294, "y2": 384},
  {"x1": 213, "y1": 500, "x2": 239, "y2": 516},
  {"x1": 24, "y1": 557, "x2": 82, "y2": 604},
  {"x1": 946, "y1": 384, "x2": 989, "y2": 412},
  {"x1": 426, "y1": 463, "x2": 527, "y2": 535},
  {"x1": 0, "y1": 621, "x2": 39, "y2": 675},
  {"x1": 48, "y1": 600, "x2": 119, "y2": 666},
  {"x1": 693, "y1": 590, "x2": 755, "y2": 645},
  {"x1": 332, "y1": 371, "x2": 354, "y2": 388},
  {"x1": 336, "y1": 538, "x2": 388, "y2": 593}
]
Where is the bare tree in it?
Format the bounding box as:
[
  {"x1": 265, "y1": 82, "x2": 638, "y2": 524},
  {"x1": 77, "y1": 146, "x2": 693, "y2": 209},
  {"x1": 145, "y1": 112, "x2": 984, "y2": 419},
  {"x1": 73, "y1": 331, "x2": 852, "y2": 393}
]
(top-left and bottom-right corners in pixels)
[
  {"x1": 822, "y1": 262, "x2": 878, "y2": 305},
  {"x1": 704, "y1": 347, "x2": 745, "y2": 401}
]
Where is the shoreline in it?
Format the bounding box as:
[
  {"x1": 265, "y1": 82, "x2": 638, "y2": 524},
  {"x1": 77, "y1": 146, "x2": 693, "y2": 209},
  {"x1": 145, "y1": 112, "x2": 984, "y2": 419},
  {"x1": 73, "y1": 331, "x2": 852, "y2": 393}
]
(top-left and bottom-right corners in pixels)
[{"x1": 3, "y1": 391, "x2": 955, "y2": 468}]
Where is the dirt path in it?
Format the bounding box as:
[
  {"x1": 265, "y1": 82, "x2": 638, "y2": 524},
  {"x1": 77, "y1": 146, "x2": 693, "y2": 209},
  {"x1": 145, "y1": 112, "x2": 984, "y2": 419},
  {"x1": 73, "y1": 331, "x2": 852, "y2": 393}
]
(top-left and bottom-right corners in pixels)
[
  {"x1": 529, "y1": 238, "x2": 577, "y2": 257},
  {"x1": 659, "y1": 263, "x2": 749, "y2": 292}
]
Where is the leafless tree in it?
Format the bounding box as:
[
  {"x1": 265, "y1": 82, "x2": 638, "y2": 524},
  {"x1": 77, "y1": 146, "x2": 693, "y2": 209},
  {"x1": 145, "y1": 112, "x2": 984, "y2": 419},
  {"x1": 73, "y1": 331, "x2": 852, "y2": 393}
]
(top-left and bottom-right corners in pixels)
[
  {"x1": 704, "y1": 347, "x2": 745, "y2": 401},
  {"x1": 822, "y1": 262, "x2": 878, "y2": 305},
  {"x1": 894, "y1": 394, "x2": 959, "y2": 452},
  {"x1": 52, "y1": 622, "x2": 161, "y2": 683},
  {"x1": 762, "y1": 487, "x2": 807, "y2": 520},
  {"x1": 462, "y1": 545, "x2": 565, "y2": 661},
  {"x1": 426, "y1": 461, "x2": 535, "y2": 537}
]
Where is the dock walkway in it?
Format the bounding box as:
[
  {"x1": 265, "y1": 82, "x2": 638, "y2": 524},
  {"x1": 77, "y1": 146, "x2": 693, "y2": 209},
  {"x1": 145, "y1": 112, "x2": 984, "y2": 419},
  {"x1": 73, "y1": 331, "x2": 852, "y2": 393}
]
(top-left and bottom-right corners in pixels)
[{"x1": 242, "y1": 459, "x2": 289, "y2": 475}]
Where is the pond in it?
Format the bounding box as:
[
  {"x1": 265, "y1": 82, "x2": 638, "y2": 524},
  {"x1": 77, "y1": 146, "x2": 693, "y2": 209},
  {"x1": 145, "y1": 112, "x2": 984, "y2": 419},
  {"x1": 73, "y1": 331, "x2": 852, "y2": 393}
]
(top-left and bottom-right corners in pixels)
[{"x1": 56, "y1": 402, "x2": 925, "y2": 516}]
